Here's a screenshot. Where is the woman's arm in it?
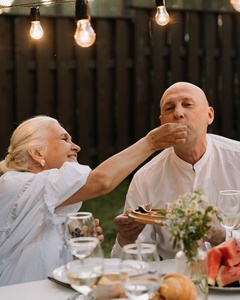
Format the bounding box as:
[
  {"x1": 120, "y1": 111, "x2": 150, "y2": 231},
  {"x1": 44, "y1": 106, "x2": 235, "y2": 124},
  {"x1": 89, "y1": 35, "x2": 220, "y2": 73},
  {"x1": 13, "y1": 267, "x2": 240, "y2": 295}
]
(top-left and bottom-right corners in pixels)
[{"x1": 59, "y1": 123, "x2": 187, "y2": 206}]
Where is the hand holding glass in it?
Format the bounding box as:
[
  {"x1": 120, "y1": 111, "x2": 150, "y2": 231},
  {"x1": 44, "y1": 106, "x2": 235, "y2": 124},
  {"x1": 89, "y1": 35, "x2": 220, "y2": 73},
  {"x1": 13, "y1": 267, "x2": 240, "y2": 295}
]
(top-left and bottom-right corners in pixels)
[
  {"x1": 64, "y1": 212, "x2": 97, "y2": 243},
  {"x1": 120, "y1": 243, "x2": 161, "y2": 300},
  {"x1": 217, "y1": 190, "x2": 240, "y2": 239}
]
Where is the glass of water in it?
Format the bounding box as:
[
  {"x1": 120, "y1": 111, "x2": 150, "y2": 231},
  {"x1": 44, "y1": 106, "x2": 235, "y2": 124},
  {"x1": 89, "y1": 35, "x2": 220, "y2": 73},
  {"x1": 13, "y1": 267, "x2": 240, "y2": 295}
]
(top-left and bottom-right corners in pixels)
[
  {"x1": 65, "y1": 237, "x2": 104, "y2": 300},
  {"x1": 119, "y1": 243, "x2": 161, "y2": 300},
  {"x1": 217, "y1": 190, "x2": 240, "y2": 239}
]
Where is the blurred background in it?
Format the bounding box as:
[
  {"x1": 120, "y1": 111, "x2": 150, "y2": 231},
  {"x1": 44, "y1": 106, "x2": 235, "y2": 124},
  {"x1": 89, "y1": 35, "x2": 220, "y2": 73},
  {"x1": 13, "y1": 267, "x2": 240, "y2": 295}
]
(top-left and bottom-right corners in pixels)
[{"x1": 1, "y1": 0, "x2": 240, "y2": 256}]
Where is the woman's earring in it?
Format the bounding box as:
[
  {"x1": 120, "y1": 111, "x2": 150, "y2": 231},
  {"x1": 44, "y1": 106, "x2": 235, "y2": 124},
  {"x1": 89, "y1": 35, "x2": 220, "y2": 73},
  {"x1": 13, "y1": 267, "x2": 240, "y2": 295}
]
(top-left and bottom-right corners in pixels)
[{"x1": 40, "y1": 159, "x2": 46, "y2": 167}]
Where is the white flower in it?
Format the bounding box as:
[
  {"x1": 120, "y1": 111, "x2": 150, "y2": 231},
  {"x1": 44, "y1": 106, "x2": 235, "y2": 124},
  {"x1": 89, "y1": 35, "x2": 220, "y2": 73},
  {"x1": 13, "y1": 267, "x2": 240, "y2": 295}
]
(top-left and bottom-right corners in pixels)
[{"x1": 159, "y1": 190, "x2": 218, "y2": 261}]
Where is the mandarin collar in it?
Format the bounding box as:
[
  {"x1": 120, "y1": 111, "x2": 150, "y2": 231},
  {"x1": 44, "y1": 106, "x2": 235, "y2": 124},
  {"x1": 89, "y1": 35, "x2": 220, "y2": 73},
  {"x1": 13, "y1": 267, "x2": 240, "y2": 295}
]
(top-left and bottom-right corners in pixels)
[{"x1": 171, "y1": 134, "x2": 212, "y2": 171}]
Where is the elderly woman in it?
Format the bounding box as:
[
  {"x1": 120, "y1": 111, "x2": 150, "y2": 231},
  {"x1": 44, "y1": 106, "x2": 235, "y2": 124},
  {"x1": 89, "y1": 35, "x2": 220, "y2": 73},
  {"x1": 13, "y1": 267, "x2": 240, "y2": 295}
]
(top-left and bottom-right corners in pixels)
[{"x1": 0, "y1": 115, "x2": 187, "y2": 286}]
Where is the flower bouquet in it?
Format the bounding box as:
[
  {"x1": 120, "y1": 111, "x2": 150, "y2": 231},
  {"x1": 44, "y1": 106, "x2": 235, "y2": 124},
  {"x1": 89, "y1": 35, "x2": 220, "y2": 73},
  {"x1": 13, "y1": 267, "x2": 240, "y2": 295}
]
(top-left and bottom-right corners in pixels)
[{"x1": 159, "y1": 190, "x2": 218, "y2": 300}]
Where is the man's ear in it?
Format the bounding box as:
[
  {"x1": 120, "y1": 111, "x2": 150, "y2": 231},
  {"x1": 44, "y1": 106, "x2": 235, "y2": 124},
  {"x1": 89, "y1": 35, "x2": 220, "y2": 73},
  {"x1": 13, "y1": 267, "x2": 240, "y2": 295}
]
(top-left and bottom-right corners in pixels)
[{"x1": 207, "y1": 107, "x2": 214, "y2": 125}]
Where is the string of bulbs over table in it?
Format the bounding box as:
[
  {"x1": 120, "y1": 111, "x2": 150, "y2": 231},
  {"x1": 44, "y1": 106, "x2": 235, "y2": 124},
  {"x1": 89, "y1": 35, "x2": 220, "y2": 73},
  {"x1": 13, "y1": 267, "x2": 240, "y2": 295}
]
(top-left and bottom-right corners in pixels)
[
  {"x1": 1, "y1": 0, "x2": 239, "y2": 48},
  {"x1": 0, "y1": 0, "x2": 170, "y2": 47}
]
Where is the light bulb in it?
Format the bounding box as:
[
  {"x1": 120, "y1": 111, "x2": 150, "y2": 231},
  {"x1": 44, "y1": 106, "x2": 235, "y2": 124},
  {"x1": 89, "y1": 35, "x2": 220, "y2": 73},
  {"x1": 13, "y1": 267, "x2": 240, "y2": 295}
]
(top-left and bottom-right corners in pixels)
[
  {"x1": 74, "y1": 19, "x2": 96, "y2": 47},
  {"x1": 231, "y1": 0, "x2": 240, "y2": 12},
  {"x1": 155, "y1": 0, "x2": 170, "y2": 26},
  {"x1": 30, "y1": 7, "x2": 43, "y2": 40},
  {"x1": 30, "y1": 21, "x2": 43, "y2": 39},
  {"x1": 74, "y1": 0, "x2": 96, "y2": 47}
]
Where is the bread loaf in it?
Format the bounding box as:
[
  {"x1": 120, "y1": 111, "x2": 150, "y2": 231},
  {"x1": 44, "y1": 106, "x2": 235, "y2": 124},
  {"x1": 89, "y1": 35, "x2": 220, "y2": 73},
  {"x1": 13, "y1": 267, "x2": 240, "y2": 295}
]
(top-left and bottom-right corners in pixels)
[{"x1": 158, "y1": 273, "x2": 197, "y2": 300}]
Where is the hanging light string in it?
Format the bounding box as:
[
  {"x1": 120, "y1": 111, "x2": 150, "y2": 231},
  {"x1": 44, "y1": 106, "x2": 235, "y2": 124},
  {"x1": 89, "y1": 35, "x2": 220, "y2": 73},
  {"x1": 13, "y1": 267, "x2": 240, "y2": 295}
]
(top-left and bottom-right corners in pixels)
[{"x1": 0, "y1": 0, "x2": 75, "y2": 9}]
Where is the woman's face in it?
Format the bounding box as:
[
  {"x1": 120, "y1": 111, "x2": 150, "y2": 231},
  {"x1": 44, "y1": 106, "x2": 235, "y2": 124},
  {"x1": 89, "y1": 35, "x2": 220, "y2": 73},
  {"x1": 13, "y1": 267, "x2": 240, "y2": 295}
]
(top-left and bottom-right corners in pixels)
[{"x1": 40, "y1": 123, "x2": 80, "y2": 169}]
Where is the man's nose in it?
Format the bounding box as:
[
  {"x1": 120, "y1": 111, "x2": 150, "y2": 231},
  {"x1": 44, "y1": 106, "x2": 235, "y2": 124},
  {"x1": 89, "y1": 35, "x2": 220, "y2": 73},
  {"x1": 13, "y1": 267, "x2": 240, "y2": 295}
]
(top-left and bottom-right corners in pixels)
[{"x1": 174, "y1": 108, "x2": 184, "y2": 119}]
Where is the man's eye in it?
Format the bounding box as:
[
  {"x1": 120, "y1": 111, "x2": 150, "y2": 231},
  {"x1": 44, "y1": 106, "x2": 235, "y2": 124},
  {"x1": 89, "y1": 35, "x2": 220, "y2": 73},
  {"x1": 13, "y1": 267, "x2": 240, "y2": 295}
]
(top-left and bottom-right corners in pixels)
[{"x1": 165, "y1": 107, "x2": 173, "y2": 111}]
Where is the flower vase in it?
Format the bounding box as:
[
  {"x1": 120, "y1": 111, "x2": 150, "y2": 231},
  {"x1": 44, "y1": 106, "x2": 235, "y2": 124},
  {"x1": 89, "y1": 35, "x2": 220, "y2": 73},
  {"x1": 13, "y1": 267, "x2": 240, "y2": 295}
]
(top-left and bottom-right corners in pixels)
[{"x1": 175, "y1": 248, "x2": 208, "y2": 300}]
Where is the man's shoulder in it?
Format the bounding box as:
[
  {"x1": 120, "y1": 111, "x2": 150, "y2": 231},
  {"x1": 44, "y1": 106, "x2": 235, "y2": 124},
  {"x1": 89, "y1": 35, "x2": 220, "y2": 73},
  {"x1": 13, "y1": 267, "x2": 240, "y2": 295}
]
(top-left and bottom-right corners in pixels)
[{"x1": 208, "y1": 133, "x2": 240, "y2": 151}]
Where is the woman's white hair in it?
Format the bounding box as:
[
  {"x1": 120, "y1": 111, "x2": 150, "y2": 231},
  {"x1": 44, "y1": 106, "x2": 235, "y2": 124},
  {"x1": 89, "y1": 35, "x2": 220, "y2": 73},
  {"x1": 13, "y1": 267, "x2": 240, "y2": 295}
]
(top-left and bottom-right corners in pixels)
[{"x1": 0, "y1": 115, "x2": 60, "y2": 175}]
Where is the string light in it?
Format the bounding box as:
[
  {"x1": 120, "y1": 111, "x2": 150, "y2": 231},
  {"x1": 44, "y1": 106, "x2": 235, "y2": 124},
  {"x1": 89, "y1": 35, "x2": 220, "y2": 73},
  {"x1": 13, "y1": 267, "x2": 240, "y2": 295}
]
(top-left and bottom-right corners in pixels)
[
  {"x1": 230, "y1": 0, "x2": 240, "y2": 12},
  {"x1": 155, "y1": 0, "x2": 170, "y2": 26},
  {"x1": 30, "y1": 6, "x2": 43, "y2": 39},
  {"x1": 74, "y1": 0, "x2": 96, "y2": 47},
  {"x1": 1, "y1": 0, "x2": 169, "y2": 45}
]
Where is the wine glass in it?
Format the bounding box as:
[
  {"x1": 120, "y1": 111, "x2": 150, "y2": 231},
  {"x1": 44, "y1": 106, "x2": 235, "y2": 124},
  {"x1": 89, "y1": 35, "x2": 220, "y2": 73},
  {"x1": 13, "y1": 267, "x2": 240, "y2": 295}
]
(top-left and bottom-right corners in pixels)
[
  {"x1": 119, "y1": 243, "x2": 161, "y2": 300},
  {"x1": 64, "y1": 212, "x2": 98, "y2": 244},
  {"x1": 217, "y1": 190, "x2": 240, "y2": 239},
  {"x1": 65, "y1": 236, "x2": 104, "y2": 300}
]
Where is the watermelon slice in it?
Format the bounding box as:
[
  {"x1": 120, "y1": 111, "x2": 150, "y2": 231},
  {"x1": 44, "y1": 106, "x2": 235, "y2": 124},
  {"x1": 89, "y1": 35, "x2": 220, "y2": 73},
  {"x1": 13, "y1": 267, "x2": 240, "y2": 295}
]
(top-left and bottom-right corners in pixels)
[
  {"x1": 224, "y1": 244, "x2": 240, "y2": 267},
  {"x1": 216, "y1": 237, "x2": 238, "y2": 260},
  {"x1": 216, "y1": 264, "x2": 240, "y2": 287},
  {"x1": 207, "y1": 247, "x2": 223, "y2": 286}
]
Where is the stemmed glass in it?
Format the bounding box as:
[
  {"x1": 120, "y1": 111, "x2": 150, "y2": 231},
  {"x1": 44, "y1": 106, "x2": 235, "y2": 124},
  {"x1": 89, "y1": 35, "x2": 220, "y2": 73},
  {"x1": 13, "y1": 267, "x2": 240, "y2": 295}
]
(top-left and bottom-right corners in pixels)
[
  {"x1": 64, "y1": 212, "x2": 98, "y2": 244},
  {"x1": 65, "y1": 236, "x2": 104, "y2": 300},
  {"x1": 217, "y1": 190, "x2": 240, "y2": 239},
  {"x1": 119, "y1": 243, "x2": 161, "y2": 300}
]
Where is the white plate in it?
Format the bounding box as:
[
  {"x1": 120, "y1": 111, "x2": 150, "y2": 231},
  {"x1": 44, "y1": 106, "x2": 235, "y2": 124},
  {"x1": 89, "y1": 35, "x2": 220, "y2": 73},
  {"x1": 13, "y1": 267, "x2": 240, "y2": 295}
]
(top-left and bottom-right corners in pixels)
[
  {"x1": 52, "y1": 258, "x2": 121, "y2": 284},
  {"x1": 209, "y1": 285, "x2": 240, "y2": 292}
]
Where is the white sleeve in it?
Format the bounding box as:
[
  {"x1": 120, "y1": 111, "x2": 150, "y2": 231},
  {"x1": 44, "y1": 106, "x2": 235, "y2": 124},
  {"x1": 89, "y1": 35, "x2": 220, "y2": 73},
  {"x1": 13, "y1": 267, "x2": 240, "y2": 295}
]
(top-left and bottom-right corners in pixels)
[{"x1": 111, "y1": 237, "x2": 123, "y2": 258}]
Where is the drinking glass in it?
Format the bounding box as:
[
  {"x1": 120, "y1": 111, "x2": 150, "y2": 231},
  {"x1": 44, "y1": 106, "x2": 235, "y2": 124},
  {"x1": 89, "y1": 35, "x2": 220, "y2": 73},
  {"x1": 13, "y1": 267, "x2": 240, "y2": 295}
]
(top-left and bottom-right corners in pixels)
[
  {"x1": 217, "y1": 190, "x2": 240, "y2": 239},
  {"x1": 119, "y1": 243, "x2": 161, "y2": 300},
  {"x1": 64, "y1": 212, "x2": 98, "y2": 244},
  {"x1": 66, "y1": 237, "x2": 104, "y2": 300}
]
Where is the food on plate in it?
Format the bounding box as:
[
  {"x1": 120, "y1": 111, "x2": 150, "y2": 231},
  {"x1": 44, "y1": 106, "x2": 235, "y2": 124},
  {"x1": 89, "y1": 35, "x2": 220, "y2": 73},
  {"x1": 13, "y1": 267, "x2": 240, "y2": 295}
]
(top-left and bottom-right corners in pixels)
[
  {"x1": 136, "y1": 203, "x2": 152, "y2": 213},
  {"x1": 129, "y1": 203, "x2": 171, "y2": 226},
  {"x1": 216, "y1": 264, "x2": 240, "y2": 287},
  {"x1": 207, "y1": 247, "x2": 222, "y2": 286},
  {"x1": 158, "y1": 273, "x2": 197, "y2": 300},
  {"x1": 94, "y1": 273, "x2": 123, "y2": 299},
  {"x1": 207, "y1": 237, "x2": 240, "y2": 287},
  {"x1": 98, "y1": 274, "x2": 119, "y2": 284}
]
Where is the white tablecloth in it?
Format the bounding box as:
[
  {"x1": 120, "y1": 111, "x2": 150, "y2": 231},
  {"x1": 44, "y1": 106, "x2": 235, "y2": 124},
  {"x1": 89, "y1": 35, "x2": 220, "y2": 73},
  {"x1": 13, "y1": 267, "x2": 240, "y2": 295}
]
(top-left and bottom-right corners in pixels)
[{"x1": 1, "y1": 259, "x2": 240, "y2": 299}]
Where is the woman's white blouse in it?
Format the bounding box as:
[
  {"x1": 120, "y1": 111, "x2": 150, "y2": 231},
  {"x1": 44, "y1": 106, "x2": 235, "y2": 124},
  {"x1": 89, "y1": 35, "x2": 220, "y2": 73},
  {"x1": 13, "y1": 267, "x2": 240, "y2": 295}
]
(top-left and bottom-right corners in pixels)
[{"x1": 0, "y1": 162, "x2": 91, "y2": 286}]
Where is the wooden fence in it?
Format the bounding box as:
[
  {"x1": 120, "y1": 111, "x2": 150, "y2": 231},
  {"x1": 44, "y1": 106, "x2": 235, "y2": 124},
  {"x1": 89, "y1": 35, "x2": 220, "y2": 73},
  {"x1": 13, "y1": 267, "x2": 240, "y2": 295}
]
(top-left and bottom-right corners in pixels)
[{"x1": 1, "y1": 6, "x2": 240, "y2": 167}]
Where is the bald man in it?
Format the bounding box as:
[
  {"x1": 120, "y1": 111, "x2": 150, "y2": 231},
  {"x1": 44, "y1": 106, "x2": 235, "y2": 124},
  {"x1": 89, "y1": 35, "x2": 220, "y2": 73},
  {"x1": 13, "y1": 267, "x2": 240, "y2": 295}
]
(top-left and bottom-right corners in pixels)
[{"x1": 111, "y1": 82, "x2": 240, "y2": 259}]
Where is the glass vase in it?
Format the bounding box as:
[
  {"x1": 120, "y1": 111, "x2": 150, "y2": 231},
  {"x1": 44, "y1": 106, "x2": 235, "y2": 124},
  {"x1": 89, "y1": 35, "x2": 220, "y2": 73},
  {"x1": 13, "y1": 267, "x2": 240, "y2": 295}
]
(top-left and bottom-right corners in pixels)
[{"x1": 175, "y1": 247, "x2": 208, "y2": 300}]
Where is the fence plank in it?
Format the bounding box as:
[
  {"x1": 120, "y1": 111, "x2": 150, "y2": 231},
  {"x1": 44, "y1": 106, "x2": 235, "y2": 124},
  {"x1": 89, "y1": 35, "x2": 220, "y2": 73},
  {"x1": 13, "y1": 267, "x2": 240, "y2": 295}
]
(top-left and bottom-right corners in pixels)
[
  {"x1": 0, "y1": 17, "x2": 15, "y2": 158},
  {"x1": 203, "y1": 12, "x2": 220, "y2": 134},
  {"x1": 134, "y1": 9, "x2": 152, "y2": 140},
  {"x1": 14, "y1": 17, "x2": 35, "y2": 123},
  {"x1": 56, "y1": 18, "x2": 76, "y2": 135},
  {"x1": 115, "y1": 19, "x2": 133, "y2": 151},
  {"x1": 151, "y1": 17, "x2": 170, "y2": 127},
  {"x1": 75, "y1": 36, "x2": 96, "y2": 166},
  {"x1": 236, "y1": 16, "x2": 240, "y2": 140},
  {"x1": 35, "y1": 18, "x2": 57, "y2": 117},
  {"x1": 221, "y1": 14, "x2": 234, "y2": 137},
  {"x1": 169, "y1": 11, "x2": 185, "y2": 82},
  {"x1": 96, "y1": 19, "x2": 115, "y2": 162},
  {"x1": 187, "y1": 12, "x2": 201, "y2": 85}
]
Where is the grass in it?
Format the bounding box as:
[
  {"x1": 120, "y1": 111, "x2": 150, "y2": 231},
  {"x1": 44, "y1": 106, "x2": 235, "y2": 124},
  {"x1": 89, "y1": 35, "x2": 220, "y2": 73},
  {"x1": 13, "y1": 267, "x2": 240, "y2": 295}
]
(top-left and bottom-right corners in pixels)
[{"x1": 81, "y1": 180, "x2": 129, "y2": 257}]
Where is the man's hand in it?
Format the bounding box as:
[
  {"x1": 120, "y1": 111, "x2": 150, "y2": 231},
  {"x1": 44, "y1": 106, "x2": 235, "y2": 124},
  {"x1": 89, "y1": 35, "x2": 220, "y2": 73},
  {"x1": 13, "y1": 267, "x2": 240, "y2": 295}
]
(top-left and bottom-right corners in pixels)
[
  {"x1": 203, "y1": 219, "x2": 226, "y2": 246},
  {"x1": 114, "y1": 209, "x2": 145, "y2": 247}
]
